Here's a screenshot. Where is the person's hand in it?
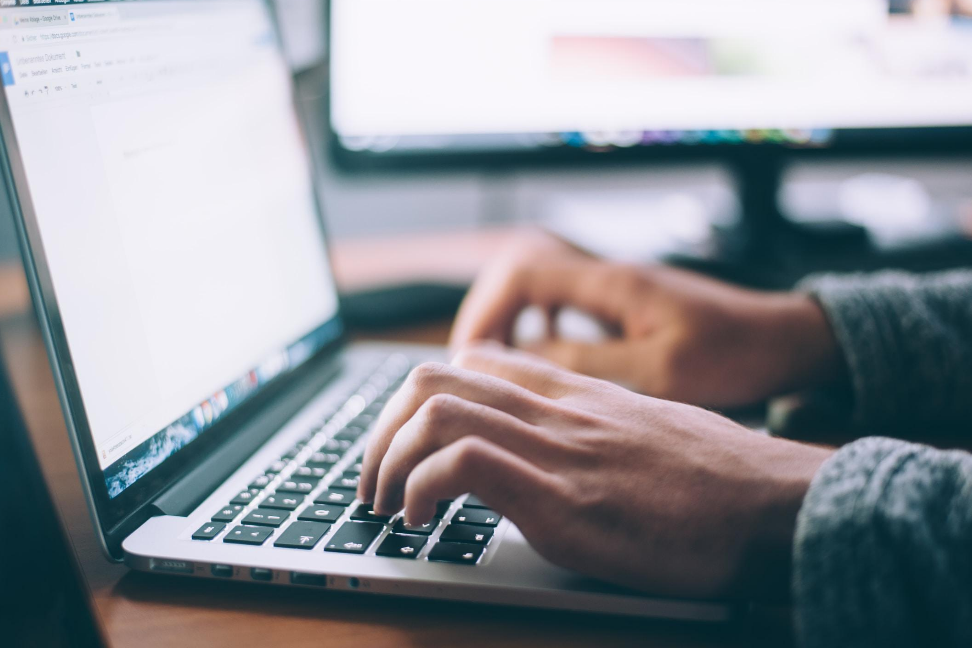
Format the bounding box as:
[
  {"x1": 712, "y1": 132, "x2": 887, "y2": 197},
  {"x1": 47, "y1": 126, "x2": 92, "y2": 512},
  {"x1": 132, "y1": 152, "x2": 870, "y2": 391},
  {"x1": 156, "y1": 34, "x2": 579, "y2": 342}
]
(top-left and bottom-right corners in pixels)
[
  {"x1": 450, "y1": 231, "x2": 843, "y2": 409},
  {"x1": 358, "y1": 343, "x2": 834, "y2": 600}
]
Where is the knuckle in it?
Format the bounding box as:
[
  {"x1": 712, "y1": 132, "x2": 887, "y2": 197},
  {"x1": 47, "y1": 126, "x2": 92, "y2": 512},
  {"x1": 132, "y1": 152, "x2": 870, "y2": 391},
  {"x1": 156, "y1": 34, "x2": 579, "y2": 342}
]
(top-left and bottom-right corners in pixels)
[
  {"x1": 408, "y1": 361, "x2": 449, "y2": 393},
  {"x1": 420, "y1": 393, "x2": 461, "y2": 429},
  {"x1": 450, "y1": 436, "x2": 488, "y2": 474}
]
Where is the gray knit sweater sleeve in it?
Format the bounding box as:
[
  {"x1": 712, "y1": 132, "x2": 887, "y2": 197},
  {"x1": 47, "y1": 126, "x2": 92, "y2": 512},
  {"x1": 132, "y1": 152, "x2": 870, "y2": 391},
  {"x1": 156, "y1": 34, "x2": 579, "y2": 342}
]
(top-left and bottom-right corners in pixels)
[
  {"x1": 790, "y1": 270, "x2": 972, "y2": 647},
  {"x1": 794, "y1": 437, "x2": 972, "y2": 648},
  {"x1": 798, "y1": 270, "x2": 972, "y2": 430}
]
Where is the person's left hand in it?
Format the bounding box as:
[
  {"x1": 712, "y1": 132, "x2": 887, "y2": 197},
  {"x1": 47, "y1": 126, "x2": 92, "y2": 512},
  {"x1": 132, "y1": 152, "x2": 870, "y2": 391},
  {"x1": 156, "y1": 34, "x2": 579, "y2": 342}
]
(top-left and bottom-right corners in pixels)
[{"x1": 358, "y1": 343, "x2": 833, "y2": 600}]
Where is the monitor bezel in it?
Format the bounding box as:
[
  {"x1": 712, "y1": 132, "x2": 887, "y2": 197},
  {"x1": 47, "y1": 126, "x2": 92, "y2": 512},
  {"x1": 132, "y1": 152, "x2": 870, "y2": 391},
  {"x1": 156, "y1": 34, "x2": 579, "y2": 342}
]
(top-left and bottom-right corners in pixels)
[
  {"x1": 0, "y1": 0, "x2": 347, "y2": 559},
  {"x1": 325, "y1": 0, "x2": 972, "y2": 174}
]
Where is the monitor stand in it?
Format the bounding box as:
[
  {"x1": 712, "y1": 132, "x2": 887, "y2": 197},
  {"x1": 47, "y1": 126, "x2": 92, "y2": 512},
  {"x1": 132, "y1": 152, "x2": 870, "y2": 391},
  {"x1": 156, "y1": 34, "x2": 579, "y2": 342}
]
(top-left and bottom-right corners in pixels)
[{"x1": 670, "y1": 151, "x2": 972, "y2": 290}]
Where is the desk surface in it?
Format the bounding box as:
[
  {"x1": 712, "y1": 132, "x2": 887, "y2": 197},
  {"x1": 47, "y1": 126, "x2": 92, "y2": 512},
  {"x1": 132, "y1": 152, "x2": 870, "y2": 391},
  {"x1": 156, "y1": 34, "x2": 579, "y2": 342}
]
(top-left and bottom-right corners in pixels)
[{"x1": 0, "y1": 232, "x2": 786, "y2": 647}]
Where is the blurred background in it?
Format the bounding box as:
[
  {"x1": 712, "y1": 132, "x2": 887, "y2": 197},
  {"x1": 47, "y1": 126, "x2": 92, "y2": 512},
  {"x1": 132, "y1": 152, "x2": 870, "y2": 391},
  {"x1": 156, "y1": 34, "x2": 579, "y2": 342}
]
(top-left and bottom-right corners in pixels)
[{"x1": 3, "y1": 0, "x2": 972, "y2": 317}]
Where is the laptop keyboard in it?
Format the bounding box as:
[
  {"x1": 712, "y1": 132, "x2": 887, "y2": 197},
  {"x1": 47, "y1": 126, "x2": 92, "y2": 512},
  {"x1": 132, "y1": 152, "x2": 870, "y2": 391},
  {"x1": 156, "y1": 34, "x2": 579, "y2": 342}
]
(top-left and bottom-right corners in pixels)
[{"x1": 190, "y1": 355, "x2": 502, "y2": 566}]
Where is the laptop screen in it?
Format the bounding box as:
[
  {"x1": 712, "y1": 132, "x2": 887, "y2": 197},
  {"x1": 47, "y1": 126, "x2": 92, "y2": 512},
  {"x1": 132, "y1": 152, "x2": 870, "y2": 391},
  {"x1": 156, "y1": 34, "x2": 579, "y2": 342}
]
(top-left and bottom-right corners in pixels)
[{"x1": 0, "y1": 0, "x2": 341, "y2": 499}]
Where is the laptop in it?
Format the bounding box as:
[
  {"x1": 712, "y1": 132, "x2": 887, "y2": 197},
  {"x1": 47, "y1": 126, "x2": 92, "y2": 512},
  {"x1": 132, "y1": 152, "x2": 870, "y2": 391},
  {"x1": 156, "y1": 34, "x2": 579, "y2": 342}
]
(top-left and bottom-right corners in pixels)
[
  {"x1": 0, "y1": 0, "x2": 727, "y2": 621},
  {"x1": 0, "y1": 347, "x2": 108, "y2": 647}
]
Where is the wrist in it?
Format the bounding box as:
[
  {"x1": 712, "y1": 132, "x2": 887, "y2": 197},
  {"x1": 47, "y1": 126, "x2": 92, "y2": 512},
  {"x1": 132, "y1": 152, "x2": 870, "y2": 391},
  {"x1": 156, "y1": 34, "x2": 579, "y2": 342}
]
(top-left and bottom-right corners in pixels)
[
  {"x1": 759, "y1": 292, "x2": 846, "y2": 395},
  {"x1": 735, "y1": 440, "x2": 835, "y2": 602}
]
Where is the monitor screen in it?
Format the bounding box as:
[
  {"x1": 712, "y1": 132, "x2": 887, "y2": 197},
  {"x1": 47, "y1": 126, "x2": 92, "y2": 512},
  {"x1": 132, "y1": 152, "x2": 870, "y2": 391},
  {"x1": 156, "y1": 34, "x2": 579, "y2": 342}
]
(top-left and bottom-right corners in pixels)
[
  {"x1": 0, "y1": 0, "x2": 341, "y2": 498},
  {"x1": 330, "y1": 0, "x2": 972, "y2": 156}
]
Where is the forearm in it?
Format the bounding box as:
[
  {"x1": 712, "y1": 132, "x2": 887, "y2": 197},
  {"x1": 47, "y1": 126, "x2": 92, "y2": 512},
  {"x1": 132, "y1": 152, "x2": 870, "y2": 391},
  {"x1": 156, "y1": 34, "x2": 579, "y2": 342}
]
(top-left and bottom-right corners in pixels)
[
  {"x1": 793, "y1": 437, "x2": 972, "y2": 648},
  {"x1": 799, "y1": 270, "x2": 972, "y2": 431}
]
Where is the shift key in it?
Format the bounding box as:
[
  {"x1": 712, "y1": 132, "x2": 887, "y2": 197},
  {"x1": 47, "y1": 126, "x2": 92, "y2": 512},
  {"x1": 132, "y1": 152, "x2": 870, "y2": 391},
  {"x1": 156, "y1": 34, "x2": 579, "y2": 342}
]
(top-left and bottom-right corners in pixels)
[{"x1": 324, "y1": 521, "x2": 384, "y2": 554}]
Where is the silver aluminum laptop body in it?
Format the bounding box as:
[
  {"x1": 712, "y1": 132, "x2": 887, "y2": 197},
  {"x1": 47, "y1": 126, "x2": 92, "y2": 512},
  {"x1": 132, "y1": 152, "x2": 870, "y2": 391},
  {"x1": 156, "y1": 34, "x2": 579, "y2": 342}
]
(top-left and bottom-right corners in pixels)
[{"x1": 0, "y1": 0, "x2": 729, "y2": 622}]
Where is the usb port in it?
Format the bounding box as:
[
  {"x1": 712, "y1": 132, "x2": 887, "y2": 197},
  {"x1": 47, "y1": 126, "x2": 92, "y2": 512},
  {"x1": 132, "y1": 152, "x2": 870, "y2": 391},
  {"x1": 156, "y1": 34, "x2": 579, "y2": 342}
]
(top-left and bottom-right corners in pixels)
[
  {"x1": 250, "y1": 568, "x2": 273, "y2": 582},
  {"x1": 290, "y1": 572, "x2": 328, "y2": 588},
  {"x1": 210, "y1": 564, "x2": 233, "y2": 578}
]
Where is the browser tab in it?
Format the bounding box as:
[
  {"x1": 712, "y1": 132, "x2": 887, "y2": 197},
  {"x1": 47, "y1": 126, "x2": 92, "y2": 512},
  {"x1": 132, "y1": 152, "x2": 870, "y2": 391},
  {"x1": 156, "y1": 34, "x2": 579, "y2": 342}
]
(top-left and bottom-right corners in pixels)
[{"x1": 13, "y1": 11, "x2": 69, "y2": 27}]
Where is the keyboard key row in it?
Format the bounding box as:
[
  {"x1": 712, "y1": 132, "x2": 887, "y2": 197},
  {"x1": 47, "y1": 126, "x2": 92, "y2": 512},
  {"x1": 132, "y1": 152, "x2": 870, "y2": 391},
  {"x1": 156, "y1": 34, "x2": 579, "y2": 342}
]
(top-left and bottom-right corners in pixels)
[{"x1": 200, "y1": 512, "x2": 500, "y2": 567}]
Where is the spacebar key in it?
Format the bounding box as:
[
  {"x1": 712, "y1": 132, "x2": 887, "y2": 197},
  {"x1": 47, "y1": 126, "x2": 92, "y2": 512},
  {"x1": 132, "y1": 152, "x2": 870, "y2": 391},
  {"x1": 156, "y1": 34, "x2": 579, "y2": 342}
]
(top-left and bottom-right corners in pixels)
[{"x1": 324, "y1": 521, "x2": 384, "y2": 554}]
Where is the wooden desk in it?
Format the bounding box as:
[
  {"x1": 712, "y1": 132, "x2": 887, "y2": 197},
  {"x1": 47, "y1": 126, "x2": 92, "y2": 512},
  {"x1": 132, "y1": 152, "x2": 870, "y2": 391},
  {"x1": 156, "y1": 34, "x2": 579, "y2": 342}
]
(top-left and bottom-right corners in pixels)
[{"x1": 0, "y1": 233, "x2": 785, "y2": 648}]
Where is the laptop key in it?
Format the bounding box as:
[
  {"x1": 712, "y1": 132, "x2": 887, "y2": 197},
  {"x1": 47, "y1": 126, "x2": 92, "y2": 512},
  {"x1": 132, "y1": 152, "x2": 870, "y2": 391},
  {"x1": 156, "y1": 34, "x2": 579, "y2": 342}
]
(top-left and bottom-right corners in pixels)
[
  {"x1": 293, "y1": 466, "x2": 327, "y2": 479},
  {"x1": 297, "y1": 504, "x2": 346, "y2": 523},
  {"x1": 224, "y1": 526, "x2": 274, "y2": 546},
  {"x1": 315, "y1": 488, "x2": 355, "y2": 506},
  {"x1": 230, "y1": 489, "x2": 260, "y2": 506},
  {"x1": 248, "y1": 474, "x2": 273, "y2": 490},
  {"x1": 192, "y1": 521, "x2": 226, "y2": 540},
  {"x1": 305, "y1": 452, "x2": 341, "y2": 468},
  {"x1": 346, "y1": 462, "x2": 363, "y2": 475},
  {"x1": 462, "y1": 495, "x2": 490, "y2": 509},
  {"x1": 332, "y1": 428, "x2": 361, "y2": 443},
  {"x1": 212, "y1": 505, "x2": 244, "y2": 522},
  {"x1": 274, "y1": 521, "x2": 330, "y2": 550},
  {"x1": 333, "y1": 474, "x2": 360, "y2": 490},
  {"x1": 261, "y1": 494, "x2": 303, "y2": 511},
  {"x1": 434, "y1": 500, "x2": 454, "y2": 518},
  {"x1": 392, "y1": 518, "x2": 438, "y2": 536},
  {"x1": 440, "y1": 524, "x2": 493, "y2": 545},
  {"x1": 324, "y1": 521, "x2": 384, "y2": 554},
  {"x1": 376, "y1": 534, "x2": 427, "y2": 559},
  {"x1": 276, "y1": 480, "x2": 315, "y2": 495},
  {"x1": 428, "y1": 542, "x2": 484, "y2": 565},
  {"x1": 242, "y1": 508, "x2": 290, "y2": 528},
  {"x1": 349, "y1": 503, "x2": 392, "y2": 523},
  {"x1": 452, "y1": 508, "x2": 501, "y2": 527},
  {"x1": 320, "y1": 438, "x2": 352, "y2": 452},
  {"x1": 268, "y1": 460, "x2": 288, "y2": 473}
]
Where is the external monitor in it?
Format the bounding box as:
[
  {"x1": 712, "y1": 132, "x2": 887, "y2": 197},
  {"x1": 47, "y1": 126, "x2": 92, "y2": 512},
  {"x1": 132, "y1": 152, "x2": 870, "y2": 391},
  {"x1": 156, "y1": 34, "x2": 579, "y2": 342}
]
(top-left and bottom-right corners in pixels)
[
  {"x1": 329, "y1": 0, "x2": 972, "y2": 252},
  {"x1": 329, "y1": 0, "x2": 972, "y2": 164}
]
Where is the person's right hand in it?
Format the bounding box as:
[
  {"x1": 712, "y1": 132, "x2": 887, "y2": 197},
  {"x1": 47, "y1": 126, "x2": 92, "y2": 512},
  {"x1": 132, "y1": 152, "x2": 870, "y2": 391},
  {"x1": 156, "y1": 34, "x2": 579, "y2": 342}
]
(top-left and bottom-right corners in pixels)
[
  {"x1": 358, "y1": 343, "x2": 834, "y2": 600},
  {"x1": 450, "y1": 231, "x2": 844, "y2": 409}
]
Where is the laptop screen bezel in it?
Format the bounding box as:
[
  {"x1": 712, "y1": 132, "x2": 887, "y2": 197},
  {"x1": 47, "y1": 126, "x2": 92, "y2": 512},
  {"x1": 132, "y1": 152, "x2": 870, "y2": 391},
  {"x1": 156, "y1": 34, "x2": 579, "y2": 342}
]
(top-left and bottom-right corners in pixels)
[{"x1": 0, "y1": 0, "x2": 347, "y2": 556}]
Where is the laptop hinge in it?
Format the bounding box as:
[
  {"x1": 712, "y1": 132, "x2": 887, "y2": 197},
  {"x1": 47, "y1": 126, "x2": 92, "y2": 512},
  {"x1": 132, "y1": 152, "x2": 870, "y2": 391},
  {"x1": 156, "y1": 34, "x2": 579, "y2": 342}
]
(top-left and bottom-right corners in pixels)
[{"x1": 150, "y1": 354, "x2": 345, "y2": 518}]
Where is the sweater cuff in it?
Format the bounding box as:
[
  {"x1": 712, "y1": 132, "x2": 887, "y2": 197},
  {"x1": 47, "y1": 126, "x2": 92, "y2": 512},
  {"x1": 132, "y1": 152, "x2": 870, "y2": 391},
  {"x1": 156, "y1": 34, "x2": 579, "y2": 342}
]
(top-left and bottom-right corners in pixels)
[
  {"x1": 792, "y1": 437, "x2": 912, "y2": 648},
  {"x1": 797, "y1": 273, "x2": 919, "y2": 429},
  {"x1": 793, "y1": 436, "x2": 972, "y2": 648}
]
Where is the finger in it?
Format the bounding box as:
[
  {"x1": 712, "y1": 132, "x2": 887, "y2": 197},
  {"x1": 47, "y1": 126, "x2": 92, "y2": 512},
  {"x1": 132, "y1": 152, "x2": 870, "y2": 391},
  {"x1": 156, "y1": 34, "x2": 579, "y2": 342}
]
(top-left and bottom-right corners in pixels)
[
  {"x1": 527, "y1": 339, "x2": 641, "y2": 385},
  {"x1": 544, "y1": 305, "x2": 560, "y2": 340},
  {"x1": 358, "y1": 361, "x2": 551, "y2": 503},
  {"x1": 449, "y1": 256, "x2": 633, "y2": 353},
  {"x1": 402, "y1": 435, "x2": 556, "y2": 528},
  {"x1": 452, "y1": 341, "x2": 577, "y2": 399},
  {"x1": 373, "y1": 394, "x2": 559, "y2": 515}
]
